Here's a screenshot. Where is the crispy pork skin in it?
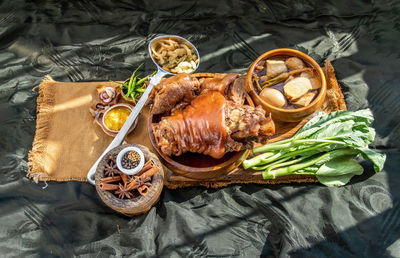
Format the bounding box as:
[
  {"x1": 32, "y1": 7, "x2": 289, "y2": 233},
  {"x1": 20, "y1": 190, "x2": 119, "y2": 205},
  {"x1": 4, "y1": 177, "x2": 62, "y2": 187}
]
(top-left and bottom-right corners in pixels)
[
  {"x1": 151, "y1": 73, "x2": 199, "y2": 115},
  {"x1": 151, "y1": 73, "x2": 247, "y2": 116},
  {"x1": 152, "y1": 91, "x2": 275, "y2": 159},
  {"x1": 200, "y1": 73, "x2": 239, "y2": 95}
]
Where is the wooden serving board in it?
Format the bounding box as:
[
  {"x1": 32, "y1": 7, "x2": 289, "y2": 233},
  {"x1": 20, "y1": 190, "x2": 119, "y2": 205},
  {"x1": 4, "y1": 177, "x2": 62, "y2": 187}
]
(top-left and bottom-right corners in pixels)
[{"x1": 164, "y1": 60, "x2": 346, "y2": 189}]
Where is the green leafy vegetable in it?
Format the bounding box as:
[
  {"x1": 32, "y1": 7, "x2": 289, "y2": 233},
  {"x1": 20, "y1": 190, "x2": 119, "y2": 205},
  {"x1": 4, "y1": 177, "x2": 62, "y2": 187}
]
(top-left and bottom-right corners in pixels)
[
  {"x1": 316, "y1": 158, "x2": 364, "y2": 186},
  {"x1": 243, "y1": 109, "x2": 386, "y2": 186}
]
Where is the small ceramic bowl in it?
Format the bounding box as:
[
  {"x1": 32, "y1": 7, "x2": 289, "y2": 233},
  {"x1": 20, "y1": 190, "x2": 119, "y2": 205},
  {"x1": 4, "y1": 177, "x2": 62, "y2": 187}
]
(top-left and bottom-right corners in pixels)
[
  {"x1": 246, "y1": 48, "x2": 327, "y2": 122},
  {"x1": 116, "y1": 146, "x2": 145, "y2": 175},
  {"x1": 95, "y1": 103, "x2": 138, "y2": 137}
]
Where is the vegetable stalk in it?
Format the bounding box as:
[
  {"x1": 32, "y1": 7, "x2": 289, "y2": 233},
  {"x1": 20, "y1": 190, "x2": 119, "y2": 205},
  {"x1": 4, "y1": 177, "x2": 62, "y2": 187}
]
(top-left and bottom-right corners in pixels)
[
  {"x1": 260, "y1": 68, "x2": 313, "y2": 88},
  {"x1": 243, "y1": 109, "x2": 386, "y2": 186},
  {"x1": 262, "y1": 148, "x2": 358, "y2": 179}
]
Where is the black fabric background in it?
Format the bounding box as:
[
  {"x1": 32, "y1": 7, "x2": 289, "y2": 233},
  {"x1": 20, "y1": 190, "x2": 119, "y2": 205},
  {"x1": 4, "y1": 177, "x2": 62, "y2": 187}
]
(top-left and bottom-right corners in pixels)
[{"x1": 0, "y1": 0, "x2": 399, "y2": 257}]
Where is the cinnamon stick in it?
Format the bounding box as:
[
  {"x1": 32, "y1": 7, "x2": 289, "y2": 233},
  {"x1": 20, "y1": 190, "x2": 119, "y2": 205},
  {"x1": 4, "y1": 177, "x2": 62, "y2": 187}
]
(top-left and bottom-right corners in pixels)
[
  {"x1": 118, "y1": 171, "x2": 129, "y2": 184},
  {"x1": 125, "y1": 173, "x2": 155, "y2": 191},
  {"x1": 136, "y1": 160, "x2": 155, "y2": 176},
  {"x1": 138, "y1": 185, "x2": 150, "y2": 196},
  {"x1": 126, "y1": 179, "x2": 141, "y2": 191},
  {"x1": 143, "y1": 166, "x2": 159, "y2": 178},
  {"x1": 100, "y1": 176, "x2": 121, "y2": 184},
  {"x1": 100, "y1": 183, "x2": 119, "y2": 191}
]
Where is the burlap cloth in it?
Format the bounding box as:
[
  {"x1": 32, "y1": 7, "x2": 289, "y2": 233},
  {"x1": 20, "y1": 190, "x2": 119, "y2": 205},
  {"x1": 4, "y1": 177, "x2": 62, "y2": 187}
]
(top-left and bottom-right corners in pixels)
[
  {"x1": 28, "y1": 75, "x2": 153, "y2": 182},
  {"x1": 28, "y1": 62, "x2": 346, "y2": 188}
]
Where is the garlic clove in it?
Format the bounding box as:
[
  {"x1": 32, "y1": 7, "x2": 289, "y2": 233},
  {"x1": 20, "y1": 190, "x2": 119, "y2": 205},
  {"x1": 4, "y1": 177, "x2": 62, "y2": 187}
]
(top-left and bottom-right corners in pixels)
[
  {"x1": 99, "y1": 87, "x2": 116, "y2": 103},
  {"x1": 105, "y1": 87, "x2": 116, "y2": 98}
]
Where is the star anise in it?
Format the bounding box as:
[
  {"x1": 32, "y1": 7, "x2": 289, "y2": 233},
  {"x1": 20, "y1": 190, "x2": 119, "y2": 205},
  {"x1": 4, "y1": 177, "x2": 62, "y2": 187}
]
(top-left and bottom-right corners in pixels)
[
  {"x1": 108, "y1": 154, "x2": 117, "y2": 166},
  {"x1": 114, "y1": 183, "x2": 133, "y2": 199},
  {"x1": 126, "y1": 175, "x2": 151, "y2": 191},
  {"x1": 127, "y1": 175, "x2": 136, "y2": 184},
  {"x1": 136, "y1": 175, "x2": 151, "y2": 186},
  {"x1": 104, "y1": 162, "x2": 118, "y2": 177}
]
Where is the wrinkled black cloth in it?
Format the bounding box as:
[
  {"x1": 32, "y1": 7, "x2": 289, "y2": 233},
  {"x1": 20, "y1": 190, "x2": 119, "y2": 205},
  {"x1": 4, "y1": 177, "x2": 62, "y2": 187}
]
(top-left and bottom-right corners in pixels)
[{"x1": 0, "y1": 0, "x2": 399, "y2": 257}]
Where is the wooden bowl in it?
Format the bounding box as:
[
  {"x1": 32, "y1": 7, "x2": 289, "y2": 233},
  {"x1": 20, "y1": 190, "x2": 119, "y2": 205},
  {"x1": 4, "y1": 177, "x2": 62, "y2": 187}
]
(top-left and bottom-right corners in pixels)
[
  {"x1": 148, "y1": 73, "x2": 252, "y2": 180},
  {"x1": 246, "y1": 48, "x2": 327, "y2": 122},
  {"x1": 95, "y1": 103, "x2": 138, "y2": 137},
  {"x1": 95, "y1": 144, "x2": 164, "y2": 217},
  {"x1": 148, "y1": 120, "x2": 249, "y2": 180}
]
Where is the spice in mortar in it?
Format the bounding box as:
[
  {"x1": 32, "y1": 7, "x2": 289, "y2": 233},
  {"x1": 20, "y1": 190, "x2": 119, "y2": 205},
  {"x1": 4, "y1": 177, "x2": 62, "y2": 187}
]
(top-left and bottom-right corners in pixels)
[
  {"x1": 104, "y1": 106, "x2": 131, "y2": 131},
  {"x1": 122, "y1": 150, "x2": 141, "y2": 169},
  {"x1": 100, "y1": 158, "x2": 159, "y2": 199}
]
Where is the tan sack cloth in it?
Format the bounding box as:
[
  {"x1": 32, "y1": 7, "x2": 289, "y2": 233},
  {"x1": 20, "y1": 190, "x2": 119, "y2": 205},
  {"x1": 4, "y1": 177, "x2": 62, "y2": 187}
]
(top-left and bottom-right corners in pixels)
[{"x1": 28, "y1": 76, "x2": 151, "y2": 182}]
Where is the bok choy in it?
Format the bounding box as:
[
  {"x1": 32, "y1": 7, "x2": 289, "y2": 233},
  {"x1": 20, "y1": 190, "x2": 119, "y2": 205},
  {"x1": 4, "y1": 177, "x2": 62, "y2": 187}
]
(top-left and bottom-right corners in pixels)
[{"x1": 242, "y1": 109, "x2": 386, "y2": 186}]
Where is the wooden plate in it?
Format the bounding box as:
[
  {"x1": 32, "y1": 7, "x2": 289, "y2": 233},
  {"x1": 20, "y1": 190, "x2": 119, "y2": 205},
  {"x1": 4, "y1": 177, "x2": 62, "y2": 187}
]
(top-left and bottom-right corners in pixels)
[
  {"x1": 148, "y1": 114, "x2": 250, "y2": 180},
  {"x1": 148, "y1": 112, "x2": 307, "y2": 180},
  {"x1": 148, "y1": 73, "x2": 253, "y2": 180},
  {"x1": 95, "y1": 144, "x2": 164, "y2": 217}
]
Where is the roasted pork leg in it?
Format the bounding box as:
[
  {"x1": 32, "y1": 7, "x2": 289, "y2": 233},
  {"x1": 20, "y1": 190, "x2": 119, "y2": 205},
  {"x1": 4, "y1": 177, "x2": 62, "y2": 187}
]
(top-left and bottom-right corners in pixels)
[
  {"x1": 151, "y1": 73, "x2": 199, "y2": 115},
  {"x1": 200, "y1": 73, "x2": 239, "y2": 95},
  {"x1": 152, "y1": 91, "x2": 275, "y2": 159},
  {"x1": 151, "y1": 73, "x2": 247, "y2": 115}
]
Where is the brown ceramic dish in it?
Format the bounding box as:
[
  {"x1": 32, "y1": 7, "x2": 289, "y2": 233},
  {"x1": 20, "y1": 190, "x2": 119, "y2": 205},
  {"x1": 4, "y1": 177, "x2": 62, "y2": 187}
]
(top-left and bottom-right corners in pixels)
[
  {"x1": 95, "y1": 144, "x2": 164, "y2": 217},
  {"x1": 246, "y1": 48, "x2": 327, "y2": 122},
  {"x1": 148, "y1": 73, "x2": 251, "y2": 180},
  {"x1": 95, "y1": 103, "x2": 138, "y2": 137}
]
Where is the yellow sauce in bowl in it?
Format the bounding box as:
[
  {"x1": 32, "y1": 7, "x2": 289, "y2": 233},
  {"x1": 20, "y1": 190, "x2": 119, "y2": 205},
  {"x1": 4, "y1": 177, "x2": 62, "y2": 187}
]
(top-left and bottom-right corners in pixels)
[{"x1": 104, "y1": 106, "x2": 131, "y2": 131}]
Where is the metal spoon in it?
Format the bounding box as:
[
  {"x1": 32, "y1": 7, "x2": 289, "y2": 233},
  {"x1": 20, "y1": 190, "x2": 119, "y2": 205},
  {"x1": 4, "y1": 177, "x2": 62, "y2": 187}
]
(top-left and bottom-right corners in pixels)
[{"x1": 87, "y1": 35, "x2": 200, "y2": 185}]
